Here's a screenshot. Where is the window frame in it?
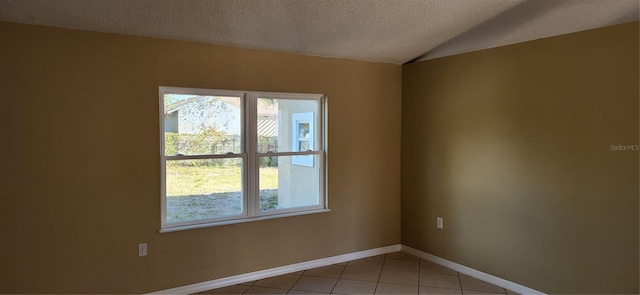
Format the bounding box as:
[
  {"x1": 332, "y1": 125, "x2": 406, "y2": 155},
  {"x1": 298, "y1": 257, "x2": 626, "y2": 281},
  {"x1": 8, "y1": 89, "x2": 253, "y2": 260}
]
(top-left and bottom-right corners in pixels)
[
  {"x1": 159, "y1": 87, "x2": 328, "y2": 233},
  {"x1": 251, "y1": 92, "x2": 326, "y2": 218}
]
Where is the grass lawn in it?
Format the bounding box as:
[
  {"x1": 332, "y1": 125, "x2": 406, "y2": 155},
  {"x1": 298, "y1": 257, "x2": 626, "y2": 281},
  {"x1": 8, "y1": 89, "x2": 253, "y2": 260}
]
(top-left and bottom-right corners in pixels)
[
  {"x1": 166, "y1": 162, "x2": 278, "y2": 197},
  {"x1": 165, "y1": 162, "x2": 280, "y2": 223}
]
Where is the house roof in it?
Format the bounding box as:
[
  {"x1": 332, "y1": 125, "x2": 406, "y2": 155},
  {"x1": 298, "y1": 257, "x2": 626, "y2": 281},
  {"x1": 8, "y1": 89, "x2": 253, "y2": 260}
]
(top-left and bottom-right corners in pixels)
[
  {"x1": 165, "y1": 96, "x2": 200, "y2": 114},
  {"x1": 0, "y1": 0, "x2": 637, "y2": 64}
]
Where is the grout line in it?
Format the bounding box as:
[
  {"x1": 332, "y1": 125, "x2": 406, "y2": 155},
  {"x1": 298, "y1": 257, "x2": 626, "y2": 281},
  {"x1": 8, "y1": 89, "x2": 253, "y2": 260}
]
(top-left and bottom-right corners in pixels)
[
  {"x1": 241, "y1": 273, "x2": 302, "y2": 295},
  {"x1": 371, "y1": 254, "x2": 388, "y2": 294},
  {"x1": 418, "y1": 257, "x2": 422, "y2": 294},
  {"x1": 287, "y1": 272, "x2": 304, "y2": 294},
  {"x1": 326, "y1": 269, "x2": 340, "y2": 294},
  {"x1": 239, "y1": 281, "x2": 251, "y2": 295},
  {"x1": 329, "y1": 263, "x2": 348, "y2": 294}
]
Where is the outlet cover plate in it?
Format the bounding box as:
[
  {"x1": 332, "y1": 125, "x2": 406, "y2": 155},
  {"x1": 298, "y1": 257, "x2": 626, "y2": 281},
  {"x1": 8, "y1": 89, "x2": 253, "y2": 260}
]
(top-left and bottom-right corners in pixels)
[{"x1": 138, "y1": 243, "x2": 147, "y2": 256}]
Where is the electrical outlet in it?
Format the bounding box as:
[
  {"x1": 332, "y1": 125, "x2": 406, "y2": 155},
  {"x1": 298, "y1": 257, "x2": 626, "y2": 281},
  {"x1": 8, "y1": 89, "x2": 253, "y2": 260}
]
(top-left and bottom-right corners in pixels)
[
  {"x1": 138, "y1": 243, "x2": 147, "y2": 256},
  {"x1": 436, "y1": 217, "x2": 443, "y2": 229}
]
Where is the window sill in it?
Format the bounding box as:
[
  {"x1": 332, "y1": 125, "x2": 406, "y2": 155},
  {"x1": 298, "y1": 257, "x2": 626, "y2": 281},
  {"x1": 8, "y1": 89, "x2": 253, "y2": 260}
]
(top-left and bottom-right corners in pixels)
[{"x1": 158, "y1": 208, "x2": 331, "y2": 233}]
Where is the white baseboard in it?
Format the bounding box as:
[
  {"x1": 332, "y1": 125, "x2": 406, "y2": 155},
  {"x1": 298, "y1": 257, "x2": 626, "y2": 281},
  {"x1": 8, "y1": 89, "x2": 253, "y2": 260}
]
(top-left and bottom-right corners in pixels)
[
  {"x1": 146, "y1": 244, "x2": 401, "y2": 294},
  {"x1": 147, "y1": 244, "x2": 544, "y2": 295},
  {"x1": 401, "y1": 245, "x2": 545, "y2": 295}
]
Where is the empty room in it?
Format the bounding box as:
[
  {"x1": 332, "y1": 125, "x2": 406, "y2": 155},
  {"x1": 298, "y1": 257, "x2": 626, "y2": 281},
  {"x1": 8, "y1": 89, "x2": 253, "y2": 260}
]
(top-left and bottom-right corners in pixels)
[{"x1": 0, "y1": 1, "x2": 638, "y2": 294}]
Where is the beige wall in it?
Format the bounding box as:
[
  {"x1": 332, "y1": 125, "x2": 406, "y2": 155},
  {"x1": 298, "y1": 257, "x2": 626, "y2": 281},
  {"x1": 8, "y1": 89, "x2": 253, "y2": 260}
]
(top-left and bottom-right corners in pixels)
[
  {"x1": 402, "y1": 22, "x2": 639, "y2": 293},
  {"x1": 0, "y1": 22, "x2": 402, "y2": 293}
]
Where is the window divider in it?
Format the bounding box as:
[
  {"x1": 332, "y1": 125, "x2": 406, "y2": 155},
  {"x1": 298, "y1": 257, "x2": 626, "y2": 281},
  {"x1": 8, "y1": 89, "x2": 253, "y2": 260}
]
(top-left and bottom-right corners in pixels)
[
  {"x1": 164, "y1": 154, "x2": 245, "y2": 160},
  {"x1": 256, "y1": 151, "x2": 323, "y2": 157},
  {"x1": 246, "y1": 92, "x2": 258, "y2": 217}
]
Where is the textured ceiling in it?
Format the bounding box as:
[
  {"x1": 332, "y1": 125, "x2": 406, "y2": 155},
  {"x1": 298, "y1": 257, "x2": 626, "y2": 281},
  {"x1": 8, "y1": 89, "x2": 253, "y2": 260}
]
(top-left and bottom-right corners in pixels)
[{"x1": 0, "y1": 0, "x2": 638, "y2": 64}]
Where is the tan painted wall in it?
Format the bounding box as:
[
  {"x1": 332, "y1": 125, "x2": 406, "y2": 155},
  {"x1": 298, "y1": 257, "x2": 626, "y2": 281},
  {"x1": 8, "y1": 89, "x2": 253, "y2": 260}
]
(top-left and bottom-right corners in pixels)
[
  {"x1": 0, "y1": 22, "x2": 402, "y2": 293},
  {"x1": 402, "y1": 22, "x2": 639, "y2": 293}
]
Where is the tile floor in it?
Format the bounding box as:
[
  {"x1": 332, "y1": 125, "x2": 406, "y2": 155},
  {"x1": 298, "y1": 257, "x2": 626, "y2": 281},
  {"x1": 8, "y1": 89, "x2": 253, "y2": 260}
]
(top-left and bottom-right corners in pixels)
[{"x1": 198, "y1": 251, "x2": 520, "y2": 295}]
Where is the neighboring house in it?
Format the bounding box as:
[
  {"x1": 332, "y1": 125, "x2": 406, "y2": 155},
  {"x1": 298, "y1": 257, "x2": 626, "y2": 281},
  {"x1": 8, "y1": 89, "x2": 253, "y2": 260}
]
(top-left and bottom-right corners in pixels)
[
  {"x1": 164, "y1": 96, "x2": 243, "y2": 135},
  {"x1": 164, "y1": 95, "x2": 278, "y2": 154}
]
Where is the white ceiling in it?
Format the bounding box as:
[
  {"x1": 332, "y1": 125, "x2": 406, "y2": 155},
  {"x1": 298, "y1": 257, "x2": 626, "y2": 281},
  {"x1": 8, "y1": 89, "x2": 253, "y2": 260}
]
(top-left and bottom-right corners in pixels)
[{"x1": 0, "y1": 0, "x2": 638, "y2": 64}]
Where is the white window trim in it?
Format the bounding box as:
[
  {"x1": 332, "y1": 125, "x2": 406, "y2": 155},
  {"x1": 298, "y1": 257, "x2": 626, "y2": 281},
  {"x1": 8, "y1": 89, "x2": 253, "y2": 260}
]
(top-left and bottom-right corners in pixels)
[{"x1": 158, "y1": 87, "x2": 328, "y2": 233}]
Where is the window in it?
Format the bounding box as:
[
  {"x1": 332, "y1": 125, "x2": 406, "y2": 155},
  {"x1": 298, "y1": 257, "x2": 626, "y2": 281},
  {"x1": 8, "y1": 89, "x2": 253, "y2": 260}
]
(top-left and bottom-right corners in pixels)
[
  {"x1": 159, "y1": 87, "x2": 327, "y2": 232},
  {"x1": 291, "y1": 112, "x2": 314, "y2": 167}
]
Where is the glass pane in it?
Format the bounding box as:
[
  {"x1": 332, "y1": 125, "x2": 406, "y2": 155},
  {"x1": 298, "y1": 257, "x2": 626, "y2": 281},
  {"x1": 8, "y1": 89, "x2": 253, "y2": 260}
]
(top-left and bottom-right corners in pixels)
[
  {"x1": 257, "y1": 98, "x2": 318, "y2": 153},
  {"x1": 259, "y1": 155, "x2": 320, "y2": 212},
  {"x1": 165, "y1": 158, "x2": 243, "y2": 223},
  {"x1": 164, "y1": 94, "x2": 242, "y2": 156}
]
